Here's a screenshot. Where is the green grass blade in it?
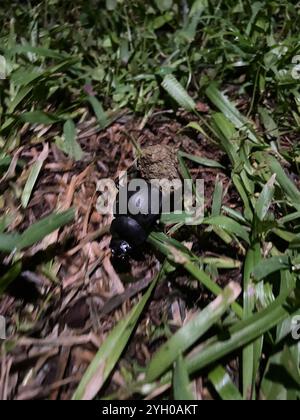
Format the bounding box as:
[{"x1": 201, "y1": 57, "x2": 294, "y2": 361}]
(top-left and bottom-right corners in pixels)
[
  {"x1": 173, "y1": 355, "x2": 194, "y2": 400},
  {"x1": 178, "y1": 151, "x2": 224, "y2": 169},
  {"x1": 260, "y1": 341, "x2": 300, "y2": 400},
  {"x1": 267, "y1": 156, "x2": 300, "y2": 209},
  {"x1": 201, "y1": 257, "x2": 241, "y2": 269},
  {"x1": 281, "y1": 344, "x2": 300, "y2": 387},
  {"x1": 0, "y1": 233, "x2": 21, "y2": 252},
  {"x1": 211, "y1": 113, "x2": 240, "y2": 165},
  {"x1": 162, "y1": 74, "x2": 196, "y2": 112},
  {"x1": 0, "y1": 261, "x2": 22, "y2": 296},
  {"x1": 63, "y1": 119, "x2": 84, "y2": 161},
  {"x1": 279, "y1": 212, "x2": 300, "y2": 224},
  {"x1": 8, "y1": 44, "x2": 68, "y2": 59},
  {"x1": 139, "y1": 297, "x2": 297, "y2": 398},
  {"x1": 8, "y1": 84, "x2": 33, "y2": 114},
  {"x1": 209, "y1": 365, "x2": 243, "y2": 400},
  {"x1": 222, "y1": 206, "x2": 249, "y2": 225},
  {"x1": 202, "y1": 216, "x2": 250, "y2": 244},
  {"x1": 73, "y1": 267, "x2": 163, "y2": 400},
  {"x1": 148, "y1": 232, "x2": 243, "y2": 318},
  {"x1": 160, "y1": 211, "x2": 192, "y2": 225},
  {"x1": 243, "y1": 241, "x2": 261, "y2": 400},
  {"x1": 232, "y1": 173, "x2": 254, "y2": 222},
  {"x1": 211, "y1": 176, "x2": 223, "y2": 217},
  {"x1": 17, "y1": 209, "x2": 75, "y2": 250},
  {"x1": 255, "y1": 174, "x2": 276, "y2": 221},
  {"x1": 276, "y1": 270, "x2": 297, "y2": 343},
  {"x1": 20, "y1": 111, "x2": 61, "y2": 125},
  {"x1": 252, "y1": 256, "x2": 290, "y2": 281},
  {"x1": 87, "y1": 96, "x2": 109, "y2": 129},
  {"x1": 21, "y1": 143, "x2": 49, "y2": 208},
  {"x1": 146, "y1": 282, "x2": 241, "y2": 382},
  {"x1": 206, "y1": 83, "x2": 260, "y2": 144},
  {"x1": 186, "y1": 294, "x2": 295, "y2": 375},
  {"x1": 0, "y1": 214, "x2": 13, "y2": 233}
]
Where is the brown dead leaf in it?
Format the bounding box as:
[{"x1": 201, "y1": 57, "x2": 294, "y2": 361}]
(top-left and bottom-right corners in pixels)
[
  {"x1": 103, "y1": 256, "x2": 124, "y2": 294},
  {"x1": 168, "y1": 246, "x2": 189, "y2": 265}
]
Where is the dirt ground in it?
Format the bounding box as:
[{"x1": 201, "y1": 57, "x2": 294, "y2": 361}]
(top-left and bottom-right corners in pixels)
[{"x1": 0, "y1": 109, "x2": 244, "y2": 400}]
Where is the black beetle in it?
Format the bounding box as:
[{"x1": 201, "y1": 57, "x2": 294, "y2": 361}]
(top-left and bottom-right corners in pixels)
[{"x1": 110, "y1": 181, "x2": 162, "y2": 260}]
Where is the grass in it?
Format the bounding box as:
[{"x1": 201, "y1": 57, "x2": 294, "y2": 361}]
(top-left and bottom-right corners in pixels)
[{"x1": 0, "y1": 0, "x2": 300, "y2": 400}]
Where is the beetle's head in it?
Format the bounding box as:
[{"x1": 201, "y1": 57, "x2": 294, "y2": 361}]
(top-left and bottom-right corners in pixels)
[{"x1": 110, "y1": 238, "x2": 132, "y2": 261}]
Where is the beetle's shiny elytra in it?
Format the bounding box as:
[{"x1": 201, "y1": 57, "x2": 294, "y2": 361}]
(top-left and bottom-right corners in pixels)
[{"x1": 110, "y1": 182, "x2": 162, "y2": 260}]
